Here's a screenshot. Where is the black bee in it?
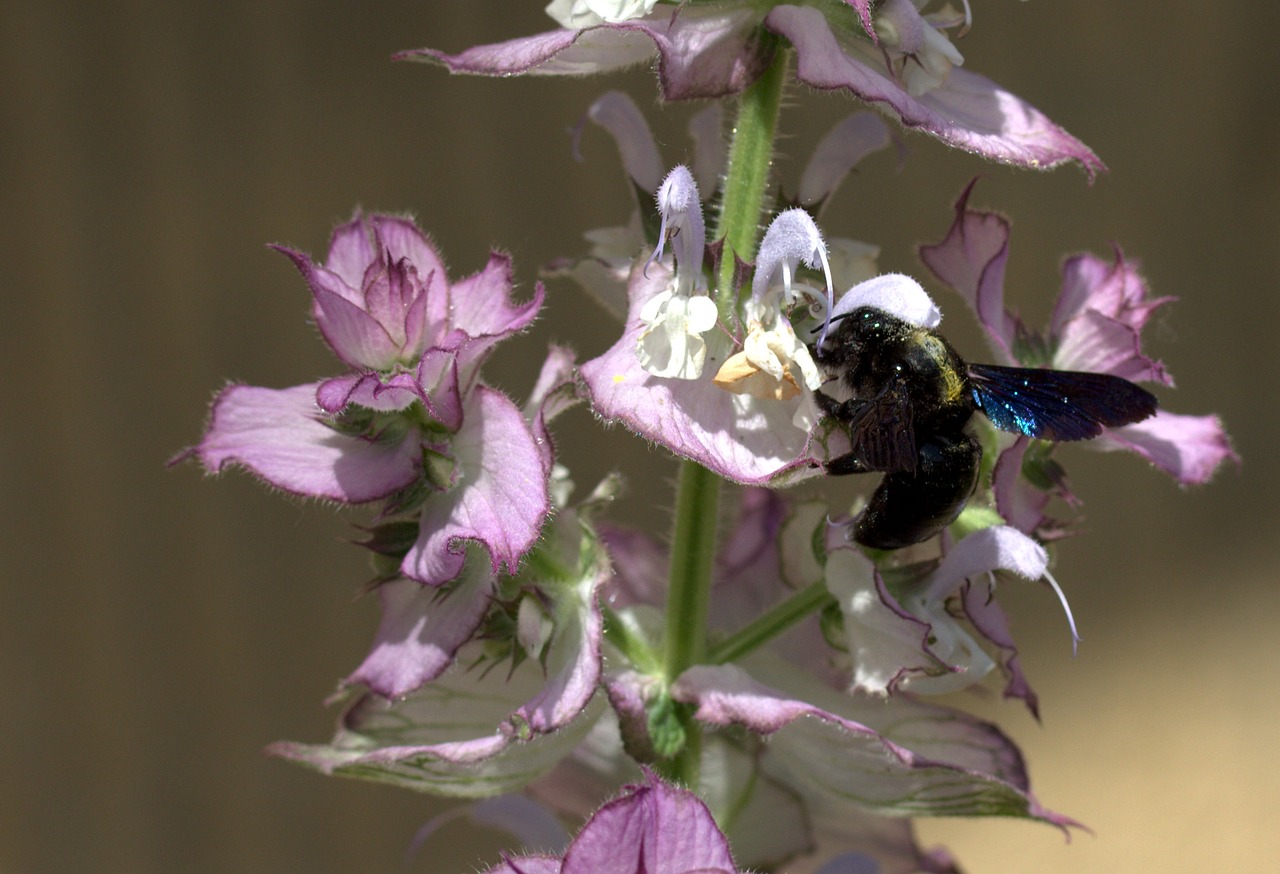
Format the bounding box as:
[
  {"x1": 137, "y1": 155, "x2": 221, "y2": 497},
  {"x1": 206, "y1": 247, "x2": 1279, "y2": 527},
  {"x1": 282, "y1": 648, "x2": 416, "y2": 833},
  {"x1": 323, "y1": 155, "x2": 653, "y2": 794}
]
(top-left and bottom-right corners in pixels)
[{"x1": 815, "y1": 306, "x2": 1158, "y2": 549}]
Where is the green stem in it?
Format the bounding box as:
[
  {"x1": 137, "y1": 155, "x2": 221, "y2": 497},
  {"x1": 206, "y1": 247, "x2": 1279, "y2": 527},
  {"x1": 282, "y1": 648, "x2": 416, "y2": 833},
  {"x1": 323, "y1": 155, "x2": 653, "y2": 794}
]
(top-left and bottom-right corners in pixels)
[
  {"x1": 709, "y1": 581, "x2": 832, "y2": 665},
  {"x1": 663, "y1": 462, "x2": 721, "y2": 679},
  {"x1": 714, "y1": 37, "x2": 790, "y2": 312},
  {"x1": 602, "y1": 606, "x2": 662, "y2": 676},
  {"x1": 659, "y1": 43, "x2": 791, "y2": 789},
  {"x1": 655, "y1": 460, "x2": 718, "y2": 787}
]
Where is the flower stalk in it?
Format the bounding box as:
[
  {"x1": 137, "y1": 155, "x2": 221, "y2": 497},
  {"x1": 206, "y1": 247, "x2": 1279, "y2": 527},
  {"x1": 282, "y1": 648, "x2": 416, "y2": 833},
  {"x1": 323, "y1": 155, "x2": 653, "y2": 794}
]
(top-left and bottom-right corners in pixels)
[
  {"x1": 659, "y1": 44, "x2": 791, "y2": 787},
  {"x1": 183, "y1": 6, "x2": 1239, "y2": 870},
  {"x1": 714, "y1": 39, "x2": 790, "y2": 311},
  {"x1": 709, "y1": 580, "x2": 832, "y2": 665}
]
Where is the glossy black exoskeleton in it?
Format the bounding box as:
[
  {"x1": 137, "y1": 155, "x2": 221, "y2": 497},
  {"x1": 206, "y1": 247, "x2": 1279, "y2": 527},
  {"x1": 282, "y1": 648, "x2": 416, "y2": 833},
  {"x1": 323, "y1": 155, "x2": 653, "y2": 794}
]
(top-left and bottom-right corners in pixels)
[{"x1": 815, "y1": 306, "x2": 1158, "y2": 549}]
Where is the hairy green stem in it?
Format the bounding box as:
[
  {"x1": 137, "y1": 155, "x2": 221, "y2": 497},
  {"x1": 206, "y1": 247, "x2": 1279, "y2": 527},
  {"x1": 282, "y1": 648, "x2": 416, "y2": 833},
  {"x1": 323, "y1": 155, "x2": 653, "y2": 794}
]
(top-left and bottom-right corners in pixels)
[
  {"x1": 602, "y1": 604, "x2": 661, "y2": 676},
  {"x1": 663, "y1": 462, "x2": 722, "y2": 680},
  {"x1": 714, "y1": 36, "x2": 789, "y2": 311},
  {"x1": 709, "y1": 581, "x2": 832, "y2": 665},
  {"x1": 659, "y1": 43, "x2": 791, "y2": 789}
]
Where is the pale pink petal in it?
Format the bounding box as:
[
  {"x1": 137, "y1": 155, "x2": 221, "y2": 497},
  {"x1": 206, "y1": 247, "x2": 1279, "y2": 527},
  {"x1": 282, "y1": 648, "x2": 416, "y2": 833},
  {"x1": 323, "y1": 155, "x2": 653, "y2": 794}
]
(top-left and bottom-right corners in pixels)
[
  {"x1": 579, "y1": 262, "x2": 823, "y2": 485},
  {"x1": 960, "y1": 579, "x2": 1041, "y2": 720},
  {"x1": 559, "y1": 775, "x2": 738, "y2": 874},
  {"x1": 314, "y1": 371, "x2": 422, "y2": 415},
  {"x1": 190, "y1": 383, "x2": 420, "y2": 502},
  {"x1": 1097, "y1": 411, "x2": 1239, "y2": 485},
  {"x1": 483, "y1": 858, "x2": 560, "y2": 874},
  {"x1": 401, "y1": 7, "x2": 769, "y2": 101},
  {"x1": 273, "y1": 245, "x2": 402, "y2": 369},
  {"x1": 825, "y1": 546, "x2": 947, "y2": 697},
  {"x1": 269, "y1": 648, "x2": 605, "y2": 796},
  {"x1": 339, "y1": 510, "x2": 604, "y2": 739},
  {"x1": 840, "y1": 0, "x2": 877, "y2": 41},
  {"x1": 513, "y1": 514, "x2": 608, "y2": 733},
  {"x1": 1054, "y1": 308, "x2": 1170, "y2": 384},
  {"x1": 582, "y1": 91, "x2": 664, "y2": 193},
  {"x1": 401, "y1": 27, "x2": 654, "y2": 79},
  {"x1": 991, "y1": 438, "x2": 1056, "y2": 537},
  {"x1": 925, "y1": 525, "x2": 1047, "y2": 603},
  {"x1": 449, "y1": 253, "x2": 540, "y2": 340},
  {"x1": 672, "y1": 662, "x2": 1073, "y2": 827},
  {"x1": 526, "y1": 345, "x2": 578, "y2": 427},
  {"x1": 1050, "y1": 251, "x2": 1173, "y2": 384},
  {"x1": 449, "y1": 254, "x2": 545, "y2": 389},
  {"x1": 767, "y1": 6, "x2": 1104, "y2": 177},
  {"x1": 322, "y1": 214, "x2": 377, "y2": 294},
  {"x1": 806, "y1": 820, "x2": 959, "y2": 874},
  {"x1": 358, "y1": 254, "x2": 416, "y2": 349},
  {"x1": 598, "y1": 524, "x2": 668, "y2": 606},
  {"x1": 917, "y1": 180, "x2": 1019, "y2": 362},
  {"x1": 546, "y1": 258, "x2": 631, "y2": 323},
  {"x1": 285, "y1": 502, "x2": 609, "y2": 776},
  {"x1": 526, "y1": 346, "x2": 580, "y2": 471},
  {"x1": 371, "y1": 215, "x2": 448, "y2": 298},
  {"x1": 686, "y1": 103, "x2": 724, "y2": 195},
  {"x1": 604, "y1": 672, "x2": 661, "y2": 763},
  {"x1": 347, "y1": 568, "x2": 496, "y2": 699},
  {"x1": 1051, "y1": 249, "x2": 1173, "y2": 339},
  {"x1": 924, "y1": 528, "x2": 1063, "y2": 677},
  {"x1": 711, "y1": 491, "x2": 826, "y2": 664},
  {"x1": 414, "y1": 346, "x2": 465, "y2": 431},
  {"x1": 798, "y1": 112, "x2": 892, "y2": 207},
  {"x1": 875, "y1": 0, "x2": 926, "y2": 53},
  {"x1": 699, "y1": 735, "x2": 813, "y2": 870},
  {"x1": 402, "y1": 386, "x2": 550, "y2": 585}
]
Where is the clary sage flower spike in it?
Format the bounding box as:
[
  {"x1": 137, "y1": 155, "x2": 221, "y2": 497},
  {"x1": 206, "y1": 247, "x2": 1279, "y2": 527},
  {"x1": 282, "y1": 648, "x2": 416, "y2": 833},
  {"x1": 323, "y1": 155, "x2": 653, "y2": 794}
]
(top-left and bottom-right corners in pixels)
[{"x1": 180, "y1": 6, "x2": 1235, "y2": 872}]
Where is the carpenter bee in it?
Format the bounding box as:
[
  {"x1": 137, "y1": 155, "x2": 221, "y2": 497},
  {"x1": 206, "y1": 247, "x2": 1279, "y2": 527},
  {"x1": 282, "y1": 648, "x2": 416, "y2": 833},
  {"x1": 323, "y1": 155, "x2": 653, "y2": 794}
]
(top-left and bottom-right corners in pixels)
[{"x1": 815, "y1": 305, "x2": 1158, "y2": 549}]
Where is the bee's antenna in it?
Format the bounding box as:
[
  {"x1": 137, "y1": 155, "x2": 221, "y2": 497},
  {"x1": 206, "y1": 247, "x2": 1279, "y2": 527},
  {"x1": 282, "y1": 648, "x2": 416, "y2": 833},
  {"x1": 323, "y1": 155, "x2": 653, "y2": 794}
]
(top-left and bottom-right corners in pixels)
[{"x1": 811, "y1": 310, "x2": 854, "y2": 336}]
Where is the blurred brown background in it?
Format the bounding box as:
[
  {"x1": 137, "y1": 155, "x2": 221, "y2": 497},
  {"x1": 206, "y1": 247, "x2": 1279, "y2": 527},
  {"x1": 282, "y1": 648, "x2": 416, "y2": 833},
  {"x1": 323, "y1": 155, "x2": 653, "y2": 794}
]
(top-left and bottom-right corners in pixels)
[{"x1": 1, "y1": 2, "x2": 1276, "y2": 872}]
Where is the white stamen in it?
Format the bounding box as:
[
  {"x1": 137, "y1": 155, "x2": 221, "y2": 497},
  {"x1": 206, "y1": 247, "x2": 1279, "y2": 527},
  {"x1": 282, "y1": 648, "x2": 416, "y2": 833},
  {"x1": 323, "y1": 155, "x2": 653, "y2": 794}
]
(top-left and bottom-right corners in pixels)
[{"x1": 1041, "y1": 568, "x2": 1081, "y2": 656}]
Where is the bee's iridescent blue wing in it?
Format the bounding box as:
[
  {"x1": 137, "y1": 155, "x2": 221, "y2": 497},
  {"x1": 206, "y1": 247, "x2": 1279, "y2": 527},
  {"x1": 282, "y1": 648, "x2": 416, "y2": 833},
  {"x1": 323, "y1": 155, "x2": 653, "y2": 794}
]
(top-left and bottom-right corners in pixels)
[{"x1": 968, "y1": 364, "x2": 1157, "y2": 441}]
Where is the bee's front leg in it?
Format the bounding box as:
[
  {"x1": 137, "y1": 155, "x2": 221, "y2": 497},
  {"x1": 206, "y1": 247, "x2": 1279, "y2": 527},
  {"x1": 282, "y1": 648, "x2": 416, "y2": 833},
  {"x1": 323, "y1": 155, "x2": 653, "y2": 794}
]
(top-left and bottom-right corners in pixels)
[{"x1": 824, "y1": 451, "x2": 874, "y2": 476}]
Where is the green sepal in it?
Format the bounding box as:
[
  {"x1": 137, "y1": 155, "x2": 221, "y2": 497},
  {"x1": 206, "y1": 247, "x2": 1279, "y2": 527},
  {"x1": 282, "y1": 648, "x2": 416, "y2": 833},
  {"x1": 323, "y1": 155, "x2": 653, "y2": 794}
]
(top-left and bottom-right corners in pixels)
[
  {"x1": 1021, "y1": 440, "x2": 1068, "y2": 492},
  {"x1": 819, "y1": 601, "x2": 847, "y2": 653},
  {"x1": 321, "y1": 405, "x2": 377, "y2": 437},
  {"x1": 321, "y1": 405, "x2": 412, "y2": 446},
  {"x1": 382, "y1": 478, "x2": 430, "y2": 517},
  {"x1": 421, "y1": 445, "x2": 456, "y2": 491},
  {"x1": 971, "y1": 415, "x2": 1002, "y2": 489},
  {"x1": 647, "y1": 690, "x2": 689, "y2": 760},
  {"x1": 949, "y1": 504, "x2": 1005, "y2": 541},
  {"x1": 355, "y1": 519, "x2": 421, "y2": 557},
  {"x1": 1010, "y1": 326, "x2": 1054, "y2": 369}
]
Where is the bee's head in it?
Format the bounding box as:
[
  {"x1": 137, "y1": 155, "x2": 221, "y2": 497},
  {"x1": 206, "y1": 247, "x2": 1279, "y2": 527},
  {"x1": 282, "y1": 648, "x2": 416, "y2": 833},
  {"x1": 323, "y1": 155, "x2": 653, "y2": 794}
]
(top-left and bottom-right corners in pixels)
[{"x1": 814, "y1": 274, "x2": 941, "y2": 358}]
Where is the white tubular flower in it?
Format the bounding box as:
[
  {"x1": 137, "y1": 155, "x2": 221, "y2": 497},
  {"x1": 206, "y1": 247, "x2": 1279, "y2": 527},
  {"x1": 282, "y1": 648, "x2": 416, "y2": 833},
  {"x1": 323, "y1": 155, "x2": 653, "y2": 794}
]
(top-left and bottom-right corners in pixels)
[
  {"x1": 874, "y1": 0, "x2": 967, "y2": 97},
  {"x1": 828, "y1": 526, "x2": 1071, "y2": 699},
  {"x1": 714, "y1": 208, "x2": 832, "y2": 429},
  {"x1": 750, "y1": 208, "x2": 834, "y2": 322},
  {"x1": 636, "y1": 290, "x2": 719, "y2": 379},
  {"x1": 635, "y1": 165, "x2": 716, "y2": 379},
  {"x1": 545, "y1": 0, "x2": 659, "y2": 28},
  {"x1": 517, "y1": 595, "x2": 555, "y2": 661}
]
